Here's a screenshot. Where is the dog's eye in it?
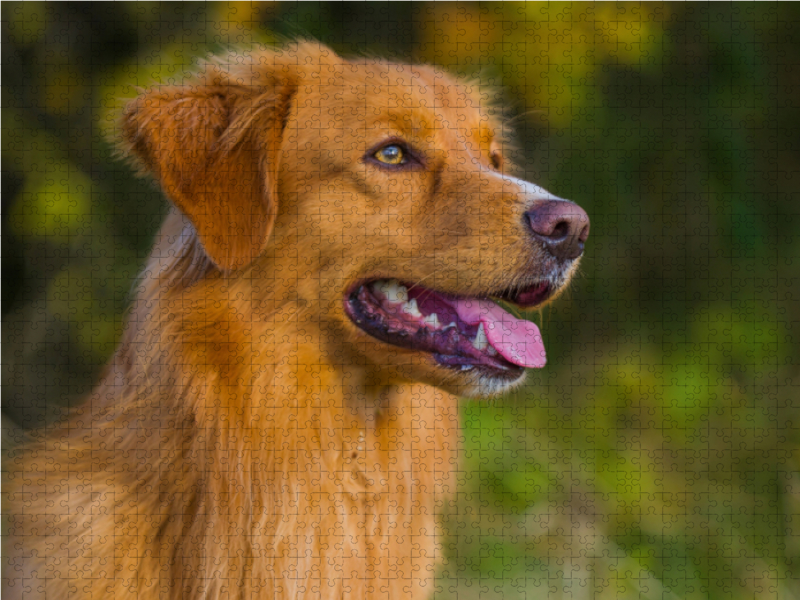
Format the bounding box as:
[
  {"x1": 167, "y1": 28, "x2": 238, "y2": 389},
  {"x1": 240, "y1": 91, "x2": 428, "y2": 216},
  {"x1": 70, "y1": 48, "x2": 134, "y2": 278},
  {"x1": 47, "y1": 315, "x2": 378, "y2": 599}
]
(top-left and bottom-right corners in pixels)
[
  {"x1": 490, "y1": 151, "x2": 503, "y2": 170},
  {"x1": 374, "y1": 145, "x2": 406, "y2": 165}
]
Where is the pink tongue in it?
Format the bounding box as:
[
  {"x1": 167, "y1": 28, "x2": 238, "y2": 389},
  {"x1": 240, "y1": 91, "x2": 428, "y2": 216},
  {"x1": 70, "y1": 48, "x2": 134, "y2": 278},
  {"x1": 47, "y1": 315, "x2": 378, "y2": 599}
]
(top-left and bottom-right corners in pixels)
[{"x1": 450, "y1": 298, "x2": 546, "y2": 368}]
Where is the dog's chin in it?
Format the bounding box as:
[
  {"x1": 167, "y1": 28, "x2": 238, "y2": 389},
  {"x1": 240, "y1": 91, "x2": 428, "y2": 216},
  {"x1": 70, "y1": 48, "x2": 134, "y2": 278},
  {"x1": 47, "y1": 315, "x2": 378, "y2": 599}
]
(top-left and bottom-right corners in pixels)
[
  {"x1": 416, "y1": 362, "x2": 528, "y2": 399},
  {"x1": 343, "y1": 278, "x2": 556, "y2": 398}
]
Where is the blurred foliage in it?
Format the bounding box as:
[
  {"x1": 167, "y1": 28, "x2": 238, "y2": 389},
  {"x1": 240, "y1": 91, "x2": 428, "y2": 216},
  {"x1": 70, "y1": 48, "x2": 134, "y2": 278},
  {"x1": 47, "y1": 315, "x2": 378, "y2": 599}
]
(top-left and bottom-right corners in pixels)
[{"x1": 2, "y1": 3, "x2": 799, "y2": 599}]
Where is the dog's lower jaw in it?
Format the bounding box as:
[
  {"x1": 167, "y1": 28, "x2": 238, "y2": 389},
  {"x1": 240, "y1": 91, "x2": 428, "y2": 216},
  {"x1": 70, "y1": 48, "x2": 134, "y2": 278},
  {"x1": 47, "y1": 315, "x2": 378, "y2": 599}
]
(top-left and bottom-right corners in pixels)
[
  {"x1": 347, "y1": 341, "x2": 528, "y2": 401},
  {"x1": 451, "y1": 367, "x2": 529, "y2": 399}
]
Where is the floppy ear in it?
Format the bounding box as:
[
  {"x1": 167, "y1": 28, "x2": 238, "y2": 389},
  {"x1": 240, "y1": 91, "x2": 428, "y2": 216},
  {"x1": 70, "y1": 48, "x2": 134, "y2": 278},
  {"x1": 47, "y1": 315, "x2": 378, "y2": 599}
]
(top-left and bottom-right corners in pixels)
[{"x1": 121, "y1": 79, "x2": 292, "y2": 271}]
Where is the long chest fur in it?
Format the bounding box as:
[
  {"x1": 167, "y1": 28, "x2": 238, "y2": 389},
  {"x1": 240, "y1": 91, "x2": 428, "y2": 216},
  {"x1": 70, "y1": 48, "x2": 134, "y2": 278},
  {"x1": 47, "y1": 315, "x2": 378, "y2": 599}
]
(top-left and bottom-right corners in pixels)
[{"x1": 9, "y1": 353, "x2": 460, "y2": 600}]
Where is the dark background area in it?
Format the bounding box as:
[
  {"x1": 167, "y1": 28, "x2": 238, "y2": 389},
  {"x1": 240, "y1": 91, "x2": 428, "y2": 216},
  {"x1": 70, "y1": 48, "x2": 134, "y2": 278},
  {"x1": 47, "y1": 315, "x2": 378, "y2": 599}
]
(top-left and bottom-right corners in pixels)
[{"x1": 3, "y1": 3, "x2": 800, "y2": 598}]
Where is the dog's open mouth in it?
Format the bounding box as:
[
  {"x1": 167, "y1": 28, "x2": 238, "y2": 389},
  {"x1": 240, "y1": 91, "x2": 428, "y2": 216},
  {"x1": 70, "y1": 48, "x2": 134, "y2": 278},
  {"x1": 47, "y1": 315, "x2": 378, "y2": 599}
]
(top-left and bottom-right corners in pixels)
[{"x1": 345, "y1": 279, "x2": 552, "y2": 378}]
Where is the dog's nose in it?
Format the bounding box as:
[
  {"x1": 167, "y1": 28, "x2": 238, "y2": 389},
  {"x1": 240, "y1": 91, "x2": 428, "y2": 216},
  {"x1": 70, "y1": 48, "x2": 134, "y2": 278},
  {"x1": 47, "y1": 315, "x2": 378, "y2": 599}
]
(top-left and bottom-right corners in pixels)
[{"x1": 524, "y1": 200, "x2": 590, "y2": 260}]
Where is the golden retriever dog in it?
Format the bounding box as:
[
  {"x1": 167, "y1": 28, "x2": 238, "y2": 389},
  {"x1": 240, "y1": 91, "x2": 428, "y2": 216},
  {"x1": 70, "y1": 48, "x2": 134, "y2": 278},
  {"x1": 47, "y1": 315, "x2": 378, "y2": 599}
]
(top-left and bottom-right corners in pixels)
[{"x1": 5, "y1": 42, "x2": 589, "y2": 599}]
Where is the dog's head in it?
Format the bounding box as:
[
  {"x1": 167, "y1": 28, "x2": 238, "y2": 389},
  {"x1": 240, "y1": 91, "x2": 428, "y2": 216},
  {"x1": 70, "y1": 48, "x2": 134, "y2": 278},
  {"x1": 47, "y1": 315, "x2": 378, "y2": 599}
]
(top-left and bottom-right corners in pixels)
[{"x1": 120, "y1": 42, "x2": 589, "y2": 398}]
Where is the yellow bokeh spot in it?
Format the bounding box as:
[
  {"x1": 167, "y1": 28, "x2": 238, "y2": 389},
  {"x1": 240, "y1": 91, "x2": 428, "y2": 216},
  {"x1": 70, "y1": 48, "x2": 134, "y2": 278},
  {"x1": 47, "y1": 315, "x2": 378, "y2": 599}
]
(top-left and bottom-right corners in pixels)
[{"x1": 10, "y1": 159, "x2": 93, "y2": 243}]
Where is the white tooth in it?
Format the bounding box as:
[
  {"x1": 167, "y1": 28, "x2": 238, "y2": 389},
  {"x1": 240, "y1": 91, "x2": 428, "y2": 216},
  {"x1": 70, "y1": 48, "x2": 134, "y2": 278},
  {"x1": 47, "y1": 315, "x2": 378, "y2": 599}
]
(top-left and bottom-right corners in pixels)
[
  {"x1": 384, "y1": 280, "x2": 408, "y2": 303},
  {"x1": 384, "y1": 281, "x2": 399, "y2": 300},
  {"x1": 487, "y1": 346, "x2": 498, "y2": 356},
  {"x1": 396, "y1": 285, "x2": 408, "y2": 303},
  {"x1": 461, "y1": 365, "x2": 474, "y2": 371},
  {"x1": 473, "y1": 323, "x2": 488, "y2": 351},
  {"x1": 422, "y1": 313, "x2": 440, "y2": 328},
  {"x1": 402, "y1": 298, "x2": 422, "y2": 318},
  {"x1": 443, "y1": 322, "x2": 457, "y2": 331},
  {"x1": 374, "y1": 281, "x2": 390, "y2": 297}
]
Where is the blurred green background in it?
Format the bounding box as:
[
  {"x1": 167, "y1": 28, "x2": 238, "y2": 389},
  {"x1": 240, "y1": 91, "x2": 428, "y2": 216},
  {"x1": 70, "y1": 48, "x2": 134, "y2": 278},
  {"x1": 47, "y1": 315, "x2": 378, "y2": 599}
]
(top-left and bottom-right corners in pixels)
[{"x1": 3, "y1": 3, "x2": 799, "y2": 599}]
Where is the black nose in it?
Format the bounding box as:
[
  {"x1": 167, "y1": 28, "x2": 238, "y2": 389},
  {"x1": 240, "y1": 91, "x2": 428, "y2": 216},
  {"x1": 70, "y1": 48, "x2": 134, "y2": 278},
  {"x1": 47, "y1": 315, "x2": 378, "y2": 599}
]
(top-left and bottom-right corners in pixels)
[{"x1": 524, "y1": 200, "x2": 590, "y2": 260}]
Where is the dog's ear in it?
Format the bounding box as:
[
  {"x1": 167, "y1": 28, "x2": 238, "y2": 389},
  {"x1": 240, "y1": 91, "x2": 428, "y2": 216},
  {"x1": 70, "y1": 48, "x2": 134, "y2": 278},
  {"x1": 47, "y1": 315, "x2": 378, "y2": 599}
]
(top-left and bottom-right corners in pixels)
[{"x1": 121, "y1": 78, "x2": 293, "y2": 271}]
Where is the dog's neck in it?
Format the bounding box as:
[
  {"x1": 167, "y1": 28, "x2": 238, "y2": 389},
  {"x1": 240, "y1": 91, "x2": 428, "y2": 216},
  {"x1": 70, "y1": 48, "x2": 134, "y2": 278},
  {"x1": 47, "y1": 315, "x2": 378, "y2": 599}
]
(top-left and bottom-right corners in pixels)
[{"x1": 110, "y1": 225, "x2": 395, "y2": 437}]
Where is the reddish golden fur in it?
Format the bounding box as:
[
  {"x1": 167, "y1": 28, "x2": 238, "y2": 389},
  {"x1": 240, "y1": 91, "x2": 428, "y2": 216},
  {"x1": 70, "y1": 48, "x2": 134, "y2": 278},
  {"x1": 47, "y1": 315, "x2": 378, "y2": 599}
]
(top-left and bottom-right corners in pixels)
[{"x1": 5, "y1": 43, "x2": 578, "y2": 599}]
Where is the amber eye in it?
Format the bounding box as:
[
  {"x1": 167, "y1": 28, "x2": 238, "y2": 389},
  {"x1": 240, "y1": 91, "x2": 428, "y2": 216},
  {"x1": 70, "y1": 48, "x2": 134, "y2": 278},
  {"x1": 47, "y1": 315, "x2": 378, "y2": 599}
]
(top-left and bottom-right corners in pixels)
[
  {"x1": 490, "y1": 150, "x2": 503, "y2": 170},
  {"x1": 374, "y1": 144, "x2": 406, "y2": 165}
]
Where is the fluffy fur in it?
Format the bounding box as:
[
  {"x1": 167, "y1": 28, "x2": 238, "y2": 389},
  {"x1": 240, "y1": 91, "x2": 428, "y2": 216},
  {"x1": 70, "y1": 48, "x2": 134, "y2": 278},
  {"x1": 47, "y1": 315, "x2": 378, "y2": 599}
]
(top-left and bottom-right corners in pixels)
[{"x1": 5, "y1": 42, "x2": 582, "y2": 599}]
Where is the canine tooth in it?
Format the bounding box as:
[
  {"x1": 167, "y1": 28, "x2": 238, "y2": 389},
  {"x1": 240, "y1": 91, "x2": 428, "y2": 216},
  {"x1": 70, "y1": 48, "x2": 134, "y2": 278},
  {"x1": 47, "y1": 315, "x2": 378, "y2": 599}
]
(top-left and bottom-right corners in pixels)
[
  {"x1": 422, "y1": 313, "x2": 440, "y2": 328},
  {"x1": 472, "y1": 323, "x2": 488, "y2": 351},
  {"x1": 402, "y1": 298, "x2": 422, "y2": 318},
  {"x1": 487, "y1": 346, "x2": 498, "y2": 356}
]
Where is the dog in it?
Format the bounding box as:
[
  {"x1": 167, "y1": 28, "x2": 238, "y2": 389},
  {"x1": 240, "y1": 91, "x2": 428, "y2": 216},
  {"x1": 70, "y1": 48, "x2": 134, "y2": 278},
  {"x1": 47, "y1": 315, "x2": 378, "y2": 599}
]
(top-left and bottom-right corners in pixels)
[{"x1": 5, "y1": 42, "x2": 589, "y2": 599}]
